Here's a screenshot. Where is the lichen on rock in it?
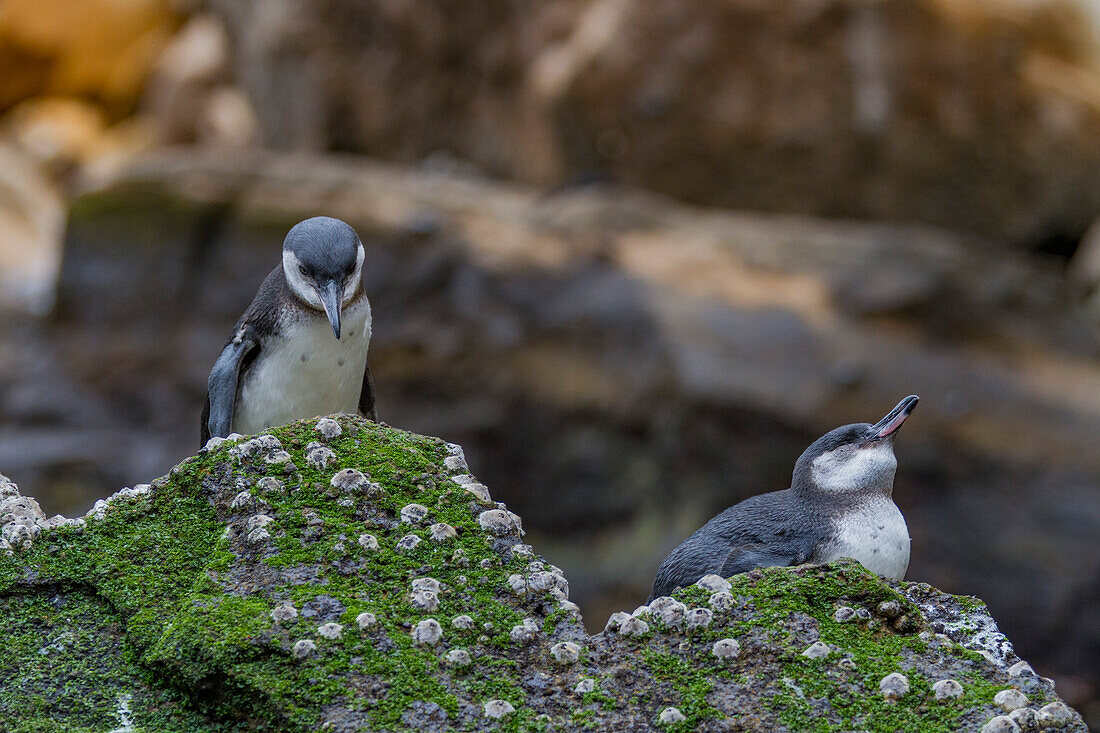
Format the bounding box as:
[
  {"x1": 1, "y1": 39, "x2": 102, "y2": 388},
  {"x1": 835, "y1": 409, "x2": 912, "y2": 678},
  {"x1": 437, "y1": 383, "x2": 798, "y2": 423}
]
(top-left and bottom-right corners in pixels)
[{"x1": 0, "y1": 416, "x2": 1088, "y2": 732}]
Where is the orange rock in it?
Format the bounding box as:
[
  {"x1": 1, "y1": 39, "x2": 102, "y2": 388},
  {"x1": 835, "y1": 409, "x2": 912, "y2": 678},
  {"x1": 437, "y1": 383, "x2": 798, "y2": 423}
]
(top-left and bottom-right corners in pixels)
[{"x1": 0, "y1": 0, "x2": 179, "y2": 113}]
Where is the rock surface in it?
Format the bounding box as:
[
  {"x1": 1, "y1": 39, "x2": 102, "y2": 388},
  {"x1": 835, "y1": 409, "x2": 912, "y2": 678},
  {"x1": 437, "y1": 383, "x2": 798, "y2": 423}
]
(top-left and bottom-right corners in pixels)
[
  {"x1": 0, "y1": 0, "x2": 179, "y2": 113},
  {"x1": 3, "y1": 148, "x2": 1097, "y2": 718},
  {"x1": 206, "y1": 0, "x2": 1100, "y2": 242},
  {"x1": 0, "y1": 416, "x2": 1088, "y2": 731}
]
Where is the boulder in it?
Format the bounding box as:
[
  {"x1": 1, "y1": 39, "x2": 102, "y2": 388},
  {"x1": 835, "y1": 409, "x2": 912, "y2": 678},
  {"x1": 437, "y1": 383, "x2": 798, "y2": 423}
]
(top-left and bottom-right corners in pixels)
[
  {"x1": 208, "y1": 0, "x2": 1100, "y2": 242},
  {"x1": 0, "y1": 0, "x2": 179, "y2": 114},
  {"x1": 0, "y1": 144, "x2": 64, "y2": 313},
  {"x1": 0, "y1": 416, "x2": 1087, "y2": 731}
]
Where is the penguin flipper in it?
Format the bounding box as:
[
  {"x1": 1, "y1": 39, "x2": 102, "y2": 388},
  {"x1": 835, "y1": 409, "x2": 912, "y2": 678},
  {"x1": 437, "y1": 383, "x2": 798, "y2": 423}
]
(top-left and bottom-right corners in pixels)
[
  {"x1": 359, "y1": 362, "x2": 378, "y2": 421},
  {"x1": 203, "y1": 334, "x2": 258, "y2": 444},
  {"x1": 720, "y1": 544, "x2": 802, "y2": 576}
]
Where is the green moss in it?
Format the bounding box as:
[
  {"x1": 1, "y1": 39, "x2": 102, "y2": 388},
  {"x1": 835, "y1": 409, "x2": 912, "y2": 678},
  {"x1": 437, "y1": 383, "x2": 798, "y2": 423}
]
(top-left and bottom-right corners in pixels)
[
  {"x1": 0, "y1": 591, "x2": 225, "y2": 732},
  {"x1": 642, "y1": 650, "x2": 722, "y2": 730},
  {"x1": 0, "y1": 417, "x2": 560, "y2": 731},
  {"x1": 0, "y1": 418, "x2": 1057, "y2": 732},
  {"x1": 656, "y1": 561, "x2": 1014, "y2": 733}
]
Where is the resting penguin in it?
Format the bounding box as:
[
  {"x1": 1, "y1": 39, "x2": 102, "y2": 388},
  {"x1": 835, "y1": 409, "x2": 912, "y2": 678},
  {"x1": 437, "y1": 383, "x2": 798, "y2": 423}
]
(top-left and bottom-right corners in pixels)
[
  {"x1": 649, "y1": 395, "x2": 919, "y2": 600},
  {"x1": 201, "y1": 216, "x2": 377, "y2": 445}
]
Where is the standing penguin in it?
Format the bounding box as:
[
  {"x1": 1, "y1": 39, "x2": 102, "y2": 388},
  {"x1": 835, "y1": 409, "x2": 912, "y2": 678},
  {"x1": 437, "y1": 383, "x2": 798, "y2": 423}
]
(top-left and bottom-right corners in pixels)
[
  {"x1": 649, "y1": 395, "x2": 919, "y2": 600},
  {"x1": 201, "y1": 216, "x2": 377, "y2": 445}
]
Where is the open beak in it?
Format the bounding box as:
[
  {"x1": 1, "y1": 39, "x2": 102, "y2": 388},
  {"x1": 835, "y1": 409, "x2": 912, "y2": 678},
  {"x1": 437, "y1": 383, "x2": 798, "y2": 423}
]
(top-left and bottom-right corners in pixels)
[
  {"x1": 866, "y1": 395, "x2": 919, "y2": 442},
  {"x1": 316, "y1": 280, "x2": 343, "y2": 339}
]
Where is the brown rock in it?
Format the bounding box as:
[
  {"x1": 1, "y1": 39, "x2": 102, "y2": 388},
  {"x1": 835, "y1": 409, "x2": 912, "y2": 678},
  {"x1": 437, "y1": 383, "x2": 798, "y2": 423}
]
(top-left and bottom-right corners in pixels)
[
  {"x1": 3, "y1": 97, "x2": 107, "y2": 169},
  {"x1": 210, "y1": 0, "x2": 1100, "y2": 242},
  {"x1": 140, "y1": 13, "x2": 258, "y2": 148},
  {"x1": 0, "y1": 144, "x2": 64, "y2": 313},
  {"x1": 0, "y1": 0, "x2": 179, "y2": 114}
]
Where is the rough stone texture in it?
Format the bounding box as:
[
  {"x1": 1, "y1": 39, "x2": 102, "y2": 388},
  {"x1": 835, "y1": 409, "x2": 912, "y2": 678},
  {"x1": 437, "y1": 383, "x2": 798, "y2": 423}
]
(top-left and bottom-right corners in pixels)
[
  {"x1": 3, "y1": 149, "x2": 1095, "y2": 720},
  {"x1": 206, "y1": 0, "x2": 1100, "y2": 243},
  {"x1": 0, "y1": 416, "x2": 1088, "y2": 732}
]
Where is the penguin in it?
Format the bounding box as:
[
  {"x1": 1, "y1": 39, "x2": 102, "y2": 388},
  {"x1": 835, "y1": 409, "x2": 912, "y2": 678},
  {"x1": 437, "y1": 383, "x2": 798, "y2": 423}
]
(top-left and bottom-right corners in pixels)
[
  {"x1": 201, "y1": 216, "x2": 377, "y2": 445},
  {"x1": 649, "y1": 395, "x2": 919, "y2": 600}
]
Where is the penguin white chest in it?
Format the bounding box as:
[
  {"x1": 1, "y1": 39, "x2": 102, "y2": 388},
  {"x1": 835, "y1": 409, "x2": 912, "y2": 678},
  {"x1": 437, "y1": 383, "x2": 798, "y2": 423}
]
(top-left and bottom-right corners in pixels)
[
  {"x1": 234, "y1": 301, "x2": 372, "y2": 435},
  {"x1": 820, "y1": 498, "x2": 910, "y2": 579}
]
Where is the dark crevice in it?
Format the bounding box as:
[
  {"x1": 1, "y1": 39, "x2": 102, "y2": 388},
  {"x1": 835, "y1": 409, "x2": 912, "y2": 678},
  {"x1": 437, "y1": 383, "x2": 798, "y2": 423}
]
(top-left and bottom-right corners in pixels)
[{"x1": 1029, "y1": 225, "x2": 1084, "y2": 261}]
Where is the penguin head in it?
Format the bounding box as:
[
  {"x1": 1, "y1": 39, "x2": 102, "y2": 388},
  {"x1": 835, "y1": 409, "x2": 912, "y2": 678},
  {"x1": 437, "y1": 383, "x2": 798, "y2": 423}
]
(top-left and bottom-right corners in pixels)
[
  {"x1": 792, "y1": 395, "x2": 919, "y2": 497},
  {"x1": 281, "y1": 216, "x2": 365, "y2": 339}
]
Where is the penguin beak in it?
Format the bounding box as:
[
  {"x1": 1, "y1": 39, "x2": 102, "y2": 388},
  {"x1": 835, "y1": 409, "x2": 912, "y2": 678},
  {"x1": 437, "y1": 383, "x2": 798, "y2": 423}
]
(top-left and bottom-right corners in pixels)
[
  {"x1": 866, "y1": 395, "x2": 919, "y2": 443},
  {"x1": 316, "y1": 280, "x2": 343, "y2": 339}
]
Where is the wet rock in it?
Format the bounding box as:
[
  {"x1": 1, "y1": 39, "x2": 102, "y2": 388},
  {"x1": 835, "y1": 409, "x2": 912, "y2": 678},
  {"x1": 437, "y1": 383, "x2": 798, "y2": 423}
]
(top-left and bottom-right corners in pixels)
[{"x1": 211, "y1": 0, "x2": 1100, "y2": 242}]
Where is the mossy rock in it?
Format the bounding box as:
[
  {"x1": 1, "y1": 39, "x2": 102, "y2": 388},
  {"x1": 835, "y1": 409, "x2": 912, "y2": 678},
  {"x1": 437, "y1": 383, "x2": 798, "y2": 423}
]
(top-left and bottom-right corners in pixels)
[{"x1": 0, "y1": 417, "x2": 1087, "y2": 731}]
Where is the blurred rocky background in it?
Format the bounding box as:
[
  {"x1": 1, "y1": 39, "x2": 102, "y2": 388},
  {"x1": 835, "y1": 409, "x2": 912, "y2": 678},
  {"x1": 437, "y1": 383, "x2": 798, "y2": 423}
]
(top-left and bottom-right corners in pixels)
[{"x1": 0, "y1": 0, "x2": 1098, "y2": 726}]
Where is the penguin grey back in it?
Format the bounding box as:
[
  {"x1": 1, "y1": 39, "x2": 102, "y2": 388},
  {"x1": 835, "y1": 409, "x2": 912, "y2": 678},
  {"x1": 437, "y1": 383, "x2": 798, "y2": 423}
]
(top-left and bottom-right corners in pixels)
[{"x1": 649, "y1": 489, "x2": 826, "y2": 600}]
